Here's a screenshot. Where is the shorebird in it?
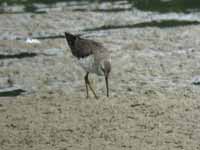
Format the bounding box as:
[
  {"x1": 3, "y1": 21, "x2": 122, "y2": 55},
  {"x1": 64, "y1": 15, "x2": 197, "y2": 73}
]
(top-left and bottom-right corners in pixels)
[{"x1": 64, "y1": 32, "x2": 111, "y2": 99}]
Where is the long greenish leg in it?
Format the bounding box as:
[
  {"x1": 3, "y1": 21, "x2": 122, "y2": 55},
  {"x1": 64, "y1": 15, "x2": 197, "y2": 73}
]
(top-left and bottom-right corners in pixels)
[
  {"x1": 105, "y1": 76, "x2": 109, "y2": 97},
  {"x1": 88, "y1": 81, "x2": 98, "y2": 99},
  {"x1": 84, "y1": 73, "x2": 89, "y2": 98},
  {"x1": 85, "y1": 73, "x2": 98, "y2": 99}
]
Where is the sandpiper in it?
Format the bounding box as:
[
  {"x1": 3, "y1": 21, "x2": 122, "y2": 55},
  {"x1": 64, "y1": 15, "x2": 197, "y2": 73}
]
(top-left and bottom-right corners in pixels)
[{"x1": 64, "y1": 32, "x2": 111, "y2": 99}]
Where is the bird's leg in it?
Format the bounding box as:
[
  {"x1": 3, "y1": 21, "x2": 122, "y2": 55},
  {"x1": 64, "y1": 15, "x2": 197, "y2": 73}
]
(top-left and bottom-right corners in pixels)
[
  {"x1": 85, "y1": 73, "x2": 98, "y2": 99},
  {"x1": 84, "y1": 73, "x2": 89, "y2": 98},
  {"x1": 105, "y1": 76, "x2": 109, "y2": 97},
  {"x1": 88, "y1": 82, "x2": 98, "y2": 99}
]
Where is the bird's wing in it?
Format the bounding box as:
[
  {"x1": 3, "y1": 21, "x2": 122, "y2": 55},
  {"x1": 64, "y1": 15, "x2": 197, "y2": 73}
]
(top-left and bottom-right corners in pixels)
[{"x1": 74, "y1": 38, "x2": 104, "y2": 58}]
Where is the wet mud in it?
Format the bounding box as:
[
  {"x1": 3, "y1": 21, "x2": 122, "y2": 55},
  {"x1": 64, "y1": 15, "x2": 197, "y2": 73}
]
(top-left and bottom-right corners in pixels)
[{"x1": 0, "y1": 1, "x2": 200, "y2": 150}]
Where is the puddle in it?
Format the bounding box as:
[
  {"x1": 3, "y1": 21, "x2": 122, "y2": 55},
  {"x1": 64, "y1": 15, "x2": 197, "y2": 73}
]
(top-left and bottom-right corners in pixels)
[
  {"x1": 0, "y1": 52, "x2": 38, "y2": 59},
  {"x1": 0, "y1": 88, "x2": 25, "y2": 97},
  {"x1": 84, "y1": 19, "x2": 200, "y2": 31}
]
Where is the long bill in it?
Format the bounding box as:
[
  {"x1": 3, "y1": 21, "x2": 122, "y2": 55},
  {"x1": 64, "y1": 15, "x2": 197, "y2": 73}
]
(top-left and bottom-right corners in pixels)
[{"x1": 105, "y1": 76, "x2": 109, "y2": 97}]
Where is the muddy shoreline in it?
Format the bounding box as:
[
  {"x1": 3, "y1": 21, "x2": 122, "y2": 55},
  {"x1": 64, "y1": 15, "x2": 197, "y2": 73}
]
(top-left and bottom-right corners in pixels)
[{"x1": 0, "y1": 1, "x2": 200, "y2": 150}]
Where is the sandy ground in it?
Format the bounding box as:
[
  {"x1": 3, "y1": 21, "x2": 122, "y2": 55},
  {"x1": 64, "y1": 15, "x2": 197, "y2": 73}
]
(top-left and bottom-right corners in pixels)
[{"x1": 0, "y1": 1, "x2": 200, "y2": 150}]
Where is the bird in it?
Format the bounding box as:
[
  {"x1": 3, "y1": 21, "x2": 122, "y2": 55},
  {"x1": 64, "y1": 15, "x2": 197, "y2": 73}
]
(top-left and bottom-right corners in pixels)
[{"x1": 64, "y1": 32, "x2": 111, "y2": 99}]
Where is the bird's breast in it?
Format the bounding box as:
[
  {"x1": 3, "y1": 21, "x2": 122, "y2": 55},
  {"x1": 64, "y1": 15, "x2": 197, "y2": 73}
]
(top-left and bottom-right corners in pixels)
[{"x1": 78, "y1": 55, "x2": 102, "y2": 75}]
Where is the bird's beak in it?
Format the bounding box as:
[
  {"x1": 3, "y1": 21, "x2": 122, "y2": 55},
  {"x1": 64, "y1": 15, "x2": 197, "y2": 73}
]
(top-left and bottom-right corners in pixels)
[{"x1": 105, "y1": 75, "x2": 109, "y2": 97}]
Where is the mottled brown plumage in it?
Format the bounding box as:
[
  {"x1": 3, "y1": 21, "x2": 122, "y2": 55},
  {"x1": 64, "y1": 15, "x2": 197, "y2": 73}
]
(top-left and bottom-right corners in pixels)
[{"x1": 64, "y1": 32, "x2": 111, "y2": 98}]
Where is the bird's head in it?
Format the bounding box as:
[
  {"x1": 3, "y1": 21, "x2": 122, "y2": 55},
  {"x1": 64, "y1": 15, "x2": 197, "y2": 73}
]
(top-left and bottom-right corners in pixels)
[
  {"x1": 100, "y1": 60, "x2": 111, "y2": 97},
  {"x1": 64, "y1": 32, "x2": 78, "y2": 49}
]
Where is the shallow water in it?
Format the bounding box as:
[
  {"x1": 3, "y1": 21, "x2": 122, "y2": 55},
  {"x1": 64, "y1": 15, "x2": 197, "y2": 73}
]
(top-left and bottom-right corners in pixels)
[{"x1": 1, "y1": 0, "x2": 200, "y2": 13}]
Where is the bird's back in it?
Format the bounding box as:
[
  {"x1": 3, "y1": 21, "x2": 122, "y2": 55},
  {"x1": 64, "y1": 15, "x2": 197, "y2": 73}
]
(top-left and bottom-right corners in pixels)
[
  {"x1": 64, "y1": 32, "x2": 110, "y2": 74},
  {"x1": 65, "y1": 32, "x2": 107, "y2": 58}
]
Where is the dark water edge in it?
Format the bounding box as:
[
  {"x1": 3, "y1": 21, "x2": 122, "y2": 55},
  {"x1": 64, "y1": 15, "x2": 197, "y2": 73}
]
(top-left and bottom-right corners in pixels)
[
  {"x1": 0, "y1": 0, "x2": 200, "y2": 13},
  {"x1": 0, "y1": 89, "x2": 25, "y2": 97},
  {"x1": 73, "y1": 7, "x2": 132, "y2": 12},
  {"x1": 2, "y1": 20, "x2": 199, "y2": 40},
  {"x1": 84, "y1": 20, "x2": 200, "y2": 31},
  {"x1": 0, "y1": 52, "x2": 38, "y2": 60}
]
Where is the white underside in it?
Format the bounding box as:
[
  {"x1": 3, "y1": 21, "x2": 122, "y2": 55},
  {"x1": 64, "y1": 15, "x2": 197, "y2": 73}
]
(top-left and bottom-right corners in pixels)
[{"x1": 78, "y1": 55, "x2": 103, "y2": 75}]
